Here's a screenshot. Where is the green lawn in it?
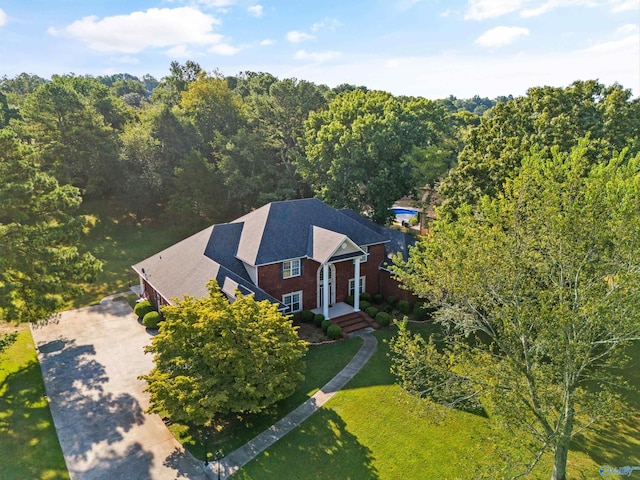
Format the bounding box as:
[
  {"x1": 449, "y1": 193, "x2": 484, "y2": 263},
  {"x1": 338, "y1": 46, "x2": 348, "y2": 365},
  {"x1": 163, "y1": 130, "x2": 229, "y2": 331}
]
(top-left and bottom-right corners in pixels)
[
  {"x1": 70, "y1": 199, "x2": 186, "y2": 307},
  {"x1": 0, "y1": 329, "x2": 69, "y2": 480},
  {"x1": 233, "y1": 324, "x2": 640, "y2": 479}
]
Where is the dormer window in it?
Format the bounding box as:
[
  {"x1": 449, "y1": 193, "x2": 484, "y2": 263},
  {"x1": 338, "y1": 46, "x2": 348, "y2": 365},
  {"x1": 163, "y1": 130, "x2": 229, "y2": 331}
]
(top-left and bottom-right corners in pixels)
[{"x1": 282, "y1": 259, "x2": 301, "y2": 279}]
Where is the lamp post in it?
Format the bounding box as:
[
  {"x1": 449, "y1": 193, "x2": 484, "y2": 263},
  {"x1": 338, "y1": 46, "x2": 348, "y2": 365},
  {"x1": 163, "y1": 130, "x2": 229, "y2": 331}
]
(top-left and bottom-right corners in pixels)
[
  {"x1": 214, "y1": 450, "x2": 223, "y2": 480},
  {"x1": 202, "y1": 429, "x2": 210, "y2": 466}
]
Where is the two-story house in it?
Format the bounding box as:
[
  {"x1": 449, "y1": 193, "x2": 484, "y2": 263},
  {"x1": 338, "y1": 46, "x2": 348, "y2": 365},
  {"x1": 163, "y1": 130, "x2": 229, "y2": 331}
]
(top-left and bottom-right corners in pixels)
[{"x1": 132, "y1": 198, "x2": 416, "y2": 324}]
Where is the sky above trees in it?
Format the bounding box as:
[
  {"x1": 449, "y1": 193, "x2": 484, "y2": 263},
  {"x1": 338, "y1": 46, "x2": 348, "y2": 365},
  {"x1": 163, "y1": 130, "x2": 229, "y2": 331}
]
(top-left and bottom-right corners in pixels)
[{"x1": 1, "y1": 0, "x2": 638, "y2": 98}]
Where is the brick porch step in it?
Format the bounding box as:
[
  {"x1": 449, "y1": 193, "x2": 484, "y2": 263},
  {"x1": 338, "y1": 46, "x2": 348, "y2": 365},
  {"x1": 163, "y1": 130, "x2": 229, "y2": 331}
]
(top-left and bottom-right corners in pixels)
[{"x1": 332, "y1": 311, "x2": 376, "y2": 334}]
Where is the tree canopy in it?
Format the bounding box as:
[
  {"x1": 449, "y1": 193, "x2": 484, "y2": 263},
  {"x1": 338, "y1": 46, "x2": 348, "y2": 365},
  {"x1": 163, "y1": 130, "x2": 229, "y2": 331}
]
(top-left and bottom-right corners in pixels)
[
  {"x1": 438, "y1": 80, "x2": 640, "y2": 218},
  {"x1": 301, "y1": 90, "x2": 448, "y2": 224},
  {"x1": 141, "y1": 280, "x2": 308, "y2": 429},
  {"x1": 0, "y1": 130, "x2": 102, "y2": 324},
  {"x1": 391, "y1": 142, "x2": 640, "y2": 479}
]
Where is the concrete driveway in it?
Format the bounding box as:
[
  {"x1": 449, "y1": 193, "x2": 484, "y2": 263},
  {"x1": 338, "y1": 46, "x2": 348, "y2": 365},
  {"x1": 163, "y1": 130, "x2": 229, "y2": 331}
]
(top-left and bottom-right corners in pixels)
[{"x1": 31, "y1": 299, "x2": 208, "y2": 480}]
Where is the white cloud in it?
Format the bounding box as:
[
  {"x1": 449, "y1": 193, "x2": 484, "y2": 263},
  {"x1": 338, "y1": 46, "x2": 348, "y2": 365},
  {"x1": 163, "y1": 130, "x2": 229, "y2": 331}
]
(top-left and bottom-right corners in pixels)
[
  {"x1": 109, "y1": 55, "x2": 140, "y2": 65},
  {"x1": 294, "y1": 50, "x2": 341, "y2": 62},
  {"x1": 210, "y1": 43, "x2": 240, "y2": 55},
  {"x1": 465, "y1": 0, "x2": 527, "y2": 20},
  {"x1": 195, "y1": 0, "x2": 236, "y2": 7},
  {"x1": 616, "y1": 23, "x2": 640, "y2": 35},
  {"x1": 166, "y1": 44, "x2": 194, "y2": 58},
  {"x1": 260, "y1": 38, "x2": 275, "y2": 46},
  {"x1": 610, "y1": 0, "x2": 640, "y2": 12},
  {"x1": 475, "y1": 26, "x2": 530, "y2": 47},
  {"x1": 0, "y1": 9, "x2": 7, "y2": 26},
  {"x1": 464, "y1": 0, "x2": 598, "y2": 20},
  {"x1": 248, "y1": 5, "x2": 263, "y2": 17},
  {"x1": 520, "y1": 0, "x2": 597, "y2": 17},
  {"x1": 286, "y1": 30, "x2": 315, "y2": 43},
  {"x1": 48, "y1": 7, "x2": 223, "y2": 54},
  {"x1": 311, "y1": 17, "x2": 341, "y2": 32}
]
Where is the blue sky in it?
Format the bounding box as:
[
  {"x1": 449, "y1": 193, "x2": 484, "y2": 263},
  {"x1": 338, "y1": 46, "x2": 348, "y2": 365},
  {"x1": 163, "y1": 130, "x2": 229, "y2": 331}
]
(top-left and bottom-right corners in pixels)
[{"x1": 1, "y1": 0, "x2": 638, "y2": 98}]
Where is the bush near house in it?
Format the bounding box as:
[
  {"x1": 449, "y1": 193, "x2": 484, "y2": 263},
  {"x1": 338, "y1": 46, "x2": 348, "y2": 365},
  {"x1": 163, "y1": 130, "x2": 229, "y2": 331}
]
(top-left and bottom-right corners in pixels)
[
  {"x1": 365, "y1": 306, "x2": 379, "y2": 319},
  {"x1": 321, "y1": 319, "x2": 333, "y2": 333},
  {"x1": 398, "y1": 300, "x2": 411, "y2": 315},
  {"x1": 327, "y1": 324, "x2": 343, "y2": 340},
  {"x1": 300, "y1": 310, "x2": 315, "y2": 323},
  {"x1": 359, "y1": 300, "x2": 371, "y2": 311},
  {"x1": 314, "y1": 313, "x2": 325, "y2": 327},
  {"x1": 387, "y1": 295, "x2": 398, "y2": 307},
  {"x1": 143, "y1": 311, "x2": 161, "y2": 329},
  {"x1": 360, "y1": 292, "x2": 371, "y2": 302},
  {"x1": 375, "y1": 312, "x2": 391, "y2": 327},
  {"x1": 373, "y1": 293, "x2": 383, "y2": 304},
  {"x1": 134, "y1": 300, "x2": 154, "y2": 319}
]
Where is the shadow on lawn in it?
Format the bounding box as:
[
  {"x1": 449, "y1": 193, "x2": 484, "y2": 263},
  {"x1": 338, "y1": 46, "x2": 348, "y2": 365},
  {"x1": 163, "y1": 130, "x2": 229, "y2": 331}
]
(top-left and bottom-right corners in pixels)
[
  {"x1": 0, "y1": 360, "x2": 69, "y2": 480},
  {"x1": 239, "y1": 408, "x2": 379, "y2": 479},
  {"x1": 37, "y1": 337, "x2": 146, "y2": 463}
]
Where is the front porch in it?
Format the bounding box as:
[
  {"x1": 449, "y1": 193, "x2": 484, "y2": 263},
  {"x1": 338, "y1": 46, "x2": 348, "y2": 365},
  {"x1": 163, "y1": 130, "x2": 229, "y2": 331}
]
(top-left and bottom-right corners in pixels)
[{"x1": 312, "y1": 302, "x2": 377, "y2": 335}]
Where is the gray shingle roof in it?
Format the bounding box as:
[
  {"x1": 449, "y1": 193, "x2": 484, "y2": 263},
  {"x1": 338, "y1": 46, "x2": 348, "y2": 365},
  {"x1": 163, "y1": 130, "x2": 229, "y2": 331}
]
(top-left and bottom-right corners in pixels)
[
  {"x1": 132, "y1": 198, "x2": 411, "y2": 305},
  {"x1": 235, "y1": 198, "x2": 388, "y2": 266}
]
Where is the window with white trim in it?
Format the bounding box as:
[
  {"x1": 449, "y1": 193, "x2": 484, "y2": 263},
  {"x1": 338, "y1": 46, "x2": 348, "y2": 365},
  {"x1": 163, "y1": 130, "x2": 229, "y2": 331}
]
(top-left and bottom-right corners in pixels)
[
  {"x1": 282, "y1": 259, "x2": 301, "y2": 278},
  {"x1": 282, "y1": 291, "x2": 302, "y2": 314},
  {"x1": 349, "y1": 277, "x2": 366, "y2": 297}
]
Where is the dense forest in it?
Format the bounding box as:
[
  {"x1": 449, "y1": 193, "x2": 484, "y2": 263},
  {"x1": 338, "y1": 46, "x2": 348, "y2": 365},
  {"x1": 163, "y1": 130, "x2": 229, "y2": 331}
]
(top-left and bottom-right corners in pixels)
[{"x1": 0, "y1": 62, "x2": 512, "y2": 230}]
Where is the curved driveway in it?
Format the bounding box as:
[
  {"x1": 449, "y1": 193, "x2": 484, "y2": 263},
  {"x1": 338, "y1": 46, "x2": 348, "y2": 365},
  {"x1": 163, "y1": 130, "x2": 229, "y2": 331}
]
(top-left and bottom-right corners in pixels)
[{"x1": 31, "y1": 299, "x2": 208, "y2": 480}]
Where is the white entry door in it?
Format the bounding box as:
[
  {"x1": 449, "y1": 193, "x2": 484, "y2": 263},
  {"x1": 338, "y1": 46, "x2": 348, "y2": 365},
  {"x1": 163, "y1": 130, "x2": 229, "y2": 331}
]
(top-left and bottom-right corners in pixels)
[{"x1": 317, "y1": 264, "x2": 336, "y2": 307}]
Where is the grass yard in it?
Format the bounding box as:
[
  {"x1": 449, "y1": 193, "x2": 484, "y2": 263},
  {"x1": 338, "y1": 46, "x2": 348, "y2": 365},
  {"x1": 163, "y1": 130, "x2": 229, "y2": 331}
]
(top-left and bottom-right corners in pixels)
[
  {"x1": 70, "y1": 199, "x2": 186, "y2": 308},
  {"x1": 233, "y1": 324, "x2": 640, "y2": 479},
  {"x1": 0, "y1": 328, "x2": 69, "y2": 480},
  {"x1": 170, "y1": 335, "x2": 364, "y2": 459}
]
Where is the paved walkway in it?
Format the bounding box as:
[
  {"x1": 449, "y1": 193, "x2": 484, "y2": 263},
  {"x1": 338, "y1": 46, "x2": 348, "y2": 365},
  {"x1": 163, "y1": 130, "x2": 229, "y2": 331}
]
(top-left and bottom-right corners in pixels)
[
  {"x1": 208, "y1": 331, "x2": 378, "y2": 479},
  {"x1": 31, "y1": 299, "x2": 208, "y2": 480}
]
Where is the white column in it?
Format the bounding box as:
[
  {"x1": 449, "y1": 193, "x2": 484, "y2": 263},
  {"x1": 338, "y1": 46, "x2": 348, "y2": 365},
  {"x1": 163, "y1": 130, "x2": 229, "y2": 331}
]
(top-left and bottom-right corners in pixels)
[
  {"x1": 353, "y1": 257, "x2": 361, "y2": 312},
  {"x1": 322, "y1": 262, "x2": 330, "y2": 319}
]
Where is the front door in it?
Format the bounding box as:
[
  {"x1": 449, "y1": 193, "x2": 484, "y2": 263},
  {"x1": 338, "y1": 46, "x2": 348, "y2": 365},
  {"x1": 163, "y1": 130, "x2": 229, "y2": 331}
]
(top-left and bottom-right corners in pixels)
[{"x1": 317, "y1": 264, "x2": 336, "y2": 307}]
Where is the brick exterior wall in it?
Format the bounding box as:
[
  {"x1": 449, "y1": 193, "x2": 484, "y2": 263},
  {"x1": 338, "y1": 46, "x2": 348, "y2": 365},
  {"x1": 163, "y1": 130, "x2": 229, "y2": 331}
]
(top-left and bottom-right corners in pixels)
[
  {"x1": 257, "y1": 243, "x2": 388, "y2": 311},
  {"x1": 378, "y1": 269, "x2": 419, "y2": 304}
]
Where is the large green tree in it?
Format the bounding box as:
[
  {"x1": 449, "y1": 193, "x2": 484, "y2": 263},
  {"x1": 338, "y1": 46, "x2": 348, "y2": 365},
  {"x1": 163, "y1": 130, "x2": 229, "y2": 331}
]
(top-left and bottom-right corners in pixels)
[
  {"x1": 302, "y1": 90, "x2": 447, "y2": 224},
  {"x1": 438, "y1": 80, "x2": 640, "y2": 218},
  {"x1": 16, "y1": 76, "x2": 124, "y2": 196},
  {"x1": 391, "y1": 142, "x2": 640, "y2": 479},
  {"x1": 0, "y1": 130, "x2": 102, "y2": 325},
  {"x1": 141, "y1": 280, "x2": 307, "y2": 430}
]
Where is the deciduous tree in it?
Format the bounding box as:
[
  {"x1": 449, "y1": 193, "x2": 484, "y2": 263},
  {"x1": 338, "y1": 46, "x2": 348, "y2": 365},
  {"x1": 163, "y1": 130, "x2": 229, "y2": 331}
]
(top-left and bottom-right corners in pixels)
[
  {"x1": 391, "y1": 142, "x2": 640, "y2": 479},
  {"x1": 141, "y1": 280, "x2": 307, "y2": 430}
]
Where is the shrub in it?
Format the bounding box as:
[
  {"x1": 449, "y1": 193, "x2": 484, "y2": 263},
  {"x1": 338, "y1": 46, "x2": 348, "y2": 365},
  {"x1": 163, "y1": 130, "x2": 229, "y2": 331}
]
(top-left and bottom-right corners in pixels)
[
  {"x1": 413, "y1": 302, "x2": 428, "y2": 321},
  {"x1": 134, "y1": 300, "x2": 154, "y2": 319},
  {"x1": 365, "y1": 306, "x2": 379, "y2": 319},
  {"x1": 300, "y1": 310, "x2": 315, "y2": 323},
  {"x1": 387, "y1": 295, "x2": 398, "y2": 307},
  {"x1": 346, "y1": 295, "x2": 354, "y2": 306},
  {"x1": 143, "y1": 311, "x2": 161, "y2": 329},
  {"x1": 327, "y1": 324, "x2": 343, "y2": 340},
  {"x1": 375, "y1": 311, "x2": 391, "y2": 327},
  {"x1": 314, "y1": 313, "x2": 325, "y2": 327},
  {"x1": 398, "y1": 299, "x2": 411, "y2": 314},
  {"x1": 360, "y1": 292, "x2": 371, "y2": 302},
  {"x1": 321, "y1": 319, "x2": 333, "y2": 333},
  {"x1": 359, "y1": 300, "x2": 371, "y2": 311},
  {"x1": 372, "y1": 293, "x2": 383, "y2": 304}
]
